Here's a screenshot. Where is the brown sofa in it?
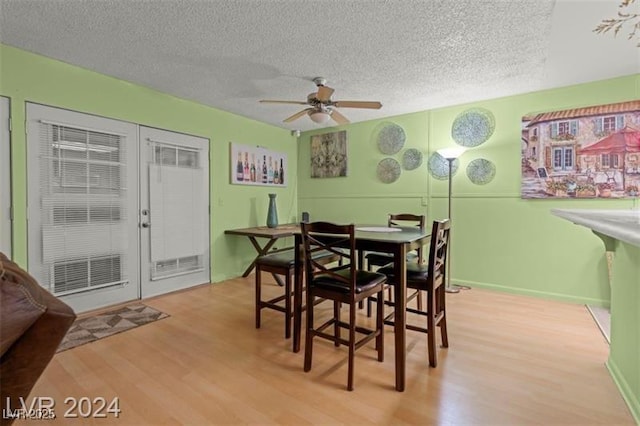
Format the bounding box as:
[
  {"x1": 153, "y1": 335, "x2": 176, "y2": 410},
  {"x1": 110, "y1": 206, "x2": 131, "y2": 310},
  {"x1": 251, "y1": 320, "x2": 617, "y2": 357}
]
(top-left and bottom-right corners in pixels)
[{"x1": 0, "y1": 253, "x2": 76, "y2": 425}]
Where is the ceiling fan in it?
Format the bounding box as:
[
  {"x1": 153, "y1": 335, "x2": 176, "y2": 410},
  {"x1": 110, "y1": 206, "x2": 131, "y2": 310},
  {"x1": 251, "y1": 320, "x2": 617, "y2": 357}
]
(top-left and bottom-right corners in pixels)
[{"x1": 259, "y1": 77, "x2": 382, "y2": 125}]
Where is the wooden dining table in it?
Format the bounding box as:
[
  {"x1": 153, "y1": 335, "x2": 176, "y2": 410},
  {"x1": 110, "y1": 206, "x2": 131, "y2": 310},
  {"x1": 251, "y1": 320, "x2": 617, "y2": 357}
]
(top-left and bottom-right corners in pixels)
[
  {"x1": 224, "y1": 224, "x2": 299, "y2": 285},
  {"x1": 292, "y1": 225, "x2": 431, "y2": 392}
]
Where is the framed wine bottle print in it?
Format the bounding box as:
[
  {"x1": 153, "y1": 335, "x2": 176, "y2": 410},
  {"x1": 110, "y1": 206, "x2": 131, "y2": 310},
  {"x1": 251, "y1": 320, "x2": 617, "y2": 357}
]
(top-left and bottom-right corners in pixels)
[{"x1": 229, "y1": 142, "x2": 288, "y2": 187}]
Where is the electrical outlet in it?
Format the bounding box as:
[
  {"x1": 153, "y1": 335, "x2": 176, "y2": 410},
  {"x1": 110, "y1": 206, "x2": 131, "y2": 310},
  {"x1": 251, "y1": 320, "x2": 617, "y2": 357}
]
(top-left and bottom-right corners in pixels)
[{"x1": 421, "y1": 197, "x2": 428, "y2": 206}]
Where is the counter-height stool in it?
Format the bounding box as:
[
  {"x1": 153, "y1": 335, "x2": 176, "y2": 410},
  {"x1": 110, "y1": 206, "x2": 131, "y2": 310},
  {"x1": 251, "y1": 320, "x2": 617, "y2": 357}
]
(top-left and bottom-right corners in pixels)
[
  {"x1": 366, "y1": 213, "x2": 425, "y2": 316},
  {"x1": 301, "y1": 221, "x2": 387, "y2": 391},
  {"x1": 377, "y1": 219, "x2": 450, "y2": 367},
  {"x1": 255, "y1": 247, "x2": 338, "y2": 339}
]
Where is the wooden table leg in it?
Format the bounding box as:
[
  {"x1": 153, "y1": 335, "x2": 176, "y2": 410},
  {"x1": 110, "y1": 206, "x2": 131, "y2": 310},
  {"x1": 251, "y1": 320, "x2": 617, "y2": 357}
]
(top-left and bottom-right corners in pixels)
[
  {"x1": 242, "y1": 237, "x2": 278, "y2": 277},
  {"x1": 293, "y1": 234, "x2": 303, "y2": 353},
  {"x1": 394, "y1": 244, "x2": 407, "y2": 392},
  {"x1": 243, "y1": 237, "x2": 288, "y2": 286}
]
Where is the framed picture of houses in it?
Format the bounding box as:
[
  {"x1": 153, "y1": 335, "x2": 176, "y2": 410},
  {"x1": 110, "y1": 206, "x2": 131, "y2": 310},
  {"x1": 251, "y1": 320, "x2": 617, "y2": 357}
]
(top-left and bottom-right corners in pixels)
[
  {"x1": 521, "y1": 100, "x2": 640, "y2": 199},
  {"x1": 230, "y1": 143, "x2": 288, "y2": 187}
]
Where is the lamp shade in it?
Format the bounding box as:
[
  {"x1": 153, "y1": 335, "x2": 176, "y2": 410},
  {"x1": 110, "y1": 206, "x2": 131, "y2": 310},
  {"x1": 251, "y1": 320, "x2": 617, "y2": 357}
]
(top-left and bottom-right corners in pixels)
[
  {"x1": 437, "y1": 146, "x2": 466, "y2": 160},
  {"x1": 309, "y1": 110, "x2": 331, "y2": 124}
]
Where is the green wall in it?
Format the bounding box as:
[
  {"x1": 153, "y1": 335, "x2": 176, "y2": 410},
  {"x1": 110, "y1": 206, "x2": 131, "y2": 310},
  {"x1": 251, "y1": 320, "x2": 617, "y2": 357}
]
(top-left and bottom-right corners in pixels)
[
  {"x1": 299, "y1": 74, "x2": 639, "y2": 305},
  {"x1": 607, "y1": 240, "x2": 640, "y2": 423},
  {"x1": 0, "y1": 44, "x2": 297, "y2": 282},
  {"x1": 1, "y1": 43, "x2": 637, "y2": 305}
]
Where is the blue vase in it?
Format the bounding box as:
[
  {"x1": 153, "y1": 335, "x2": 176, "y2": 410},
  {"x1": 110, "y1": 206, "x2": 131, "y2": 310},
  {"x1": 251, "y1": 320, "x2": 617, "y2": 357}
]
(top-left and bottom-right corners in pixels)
[{"x1": 266, "y1": 193, "x2": 278, "y2": 228}]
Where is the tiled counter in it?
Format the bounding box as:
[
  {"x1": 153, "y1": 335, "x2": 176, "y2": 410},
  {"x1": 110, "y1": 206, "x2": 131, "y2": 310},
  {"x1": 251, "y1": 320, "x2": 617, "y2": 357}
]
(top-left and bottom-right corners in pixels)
[{"x1": 552, "y1": 209, "x2": 639, "y2": 424}]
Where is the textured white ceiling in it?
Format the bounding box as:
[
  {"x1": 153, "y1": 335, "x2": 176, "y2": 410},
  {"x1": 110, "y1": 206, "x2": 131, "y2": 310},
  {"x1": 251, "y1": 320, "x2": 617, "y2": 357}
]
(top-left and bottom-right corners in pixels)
[{"x1": 0, "y1": 0, "x2": 638, "y2": 131}]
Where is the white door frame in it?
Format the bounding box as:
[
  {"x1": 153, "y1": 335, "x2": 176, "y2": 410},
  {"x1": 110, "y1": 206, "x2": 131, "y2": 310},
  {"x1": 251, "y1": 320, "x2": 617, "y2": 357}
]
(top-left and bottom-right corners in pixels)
[{"x1": 0, "y1": 97, "x2": 11, "y2": 257}]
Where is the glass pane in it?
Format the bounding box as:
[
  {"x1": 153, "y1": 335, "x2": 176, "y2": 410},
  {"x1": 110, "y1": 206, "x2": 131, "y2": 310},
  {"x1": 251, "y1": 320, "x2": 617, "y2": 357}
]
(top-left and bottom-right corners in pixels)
[
  {"x1": 88, "y1": 164, "x2": 121, "y2": 194},
  {"x1": 88, "y1": 132, "x2": 121, "y2": 163},
  {"x1": 161, "y1": 147, "x2": 177, "y2": 166},
  {"x1": 178, "y1": 149, "x2": 198, "y2": 168}
]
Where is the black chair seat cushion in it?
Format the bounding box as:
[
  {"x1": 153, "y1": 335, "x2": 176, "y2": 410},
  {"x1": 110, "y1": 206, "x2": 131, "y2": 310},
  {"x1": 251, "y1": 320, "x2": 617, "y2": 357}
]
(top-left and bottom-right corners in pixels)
[
  {"x1": 312, "y1": 269, "x2": 386, "y2": 294},
  {"x1": 365, "y1": 251, "x2": 418, "y2": 267},
  {"x1": 377, "y1": 262, "x2": 442, "y2": 288},
  {"x1": 257, "y1": 249, "x2": 337, "y2": 269}
]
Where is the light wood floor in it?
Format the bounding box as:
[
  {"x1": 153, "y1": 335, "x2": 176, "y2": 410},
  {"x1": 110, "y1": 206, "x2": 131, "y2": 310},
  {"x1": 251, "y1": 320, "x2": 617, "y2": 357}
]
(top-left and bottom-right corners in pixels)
[{"x1": 18, "y1": 276, "x2": 634, "y2": 425}]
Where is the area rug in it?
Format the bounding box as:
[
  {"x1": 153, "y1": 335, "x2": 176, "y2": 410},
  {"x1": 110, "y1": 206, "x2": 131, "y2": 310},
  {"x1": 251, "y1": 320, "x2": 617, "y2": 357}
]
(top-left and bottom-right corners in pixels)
[
  {"x1": 586, "y1": 305, "x2": 610, "y2": 344},
  {"x1": 57, "y1": 304, "x2": 169, "y2": 352}
]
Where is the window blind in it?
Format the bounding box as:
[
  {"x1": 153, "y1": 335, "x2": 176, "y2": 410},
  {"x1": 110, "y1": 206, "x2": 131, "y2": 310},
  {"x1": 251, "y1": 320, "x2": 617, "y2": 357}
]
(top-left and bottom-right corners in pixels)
[
  {"x1": 38, "y1": 122, "x2": 129, "y2": 295},
  {"x1": 147, "y1": 139, "x2": 204, "y2": 280}
]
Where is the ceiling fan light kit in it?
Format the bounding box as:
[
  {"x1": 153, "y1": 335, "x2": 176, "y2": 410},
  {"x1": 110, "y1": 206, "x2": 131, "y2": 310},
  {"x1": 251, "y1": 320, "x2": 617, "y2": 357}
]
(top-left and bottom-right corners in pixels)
[
  {"x1": 309, "y1": 110, "x2": 331, "y2": 124},
  {"x1": 259, "y1": 77, "x2": 382, "y2": 125}
]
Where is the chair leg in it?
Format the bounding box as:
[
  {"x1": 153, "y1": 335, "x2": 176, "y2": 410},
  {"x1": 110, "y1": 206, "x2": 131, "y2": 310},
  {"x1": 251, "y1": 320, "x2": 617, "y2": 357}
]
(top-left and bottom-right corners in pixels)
[
  {"x1": 427, "y1": 291, "x2": 437, "y2": 368},
  {"x1": 417, "y1": 290, "x2": 423, "y2": 311},
  {"x1": 304, "y1": 288, "x2": 314, "y2": 372},
  {"x1": 376, "y1": 289, "x2": 384, "y2": 362},
  {"x1": 255, "y1": 268, "x2": 262, "y2": 329},
  {"x1": 334, "y1": 301, "x2": 341, "y2": 347},
  {"x1": 347, "y1": 303, "x2": 356, "y2": 391},
  {"x1": 284, "y1": 272, "x2": 292, "y2": 339},
  {"x1": 438, "y1": 287, "x2": 449, "y2": 348},
  {"x1": 366, "y1": 297, "x2": 372, "y2": 318}
]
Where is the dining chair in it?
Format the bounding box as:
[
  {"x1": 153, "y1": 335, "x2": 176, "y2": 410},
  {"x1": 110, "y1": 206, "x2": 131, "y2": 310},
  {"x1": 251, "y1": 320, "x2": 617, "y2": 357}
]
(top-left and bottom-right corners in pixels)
[
  {"x1": 255, "y1": 247, "x2": 339, "y2": 339},
  {"x1": 376, "y1": 219, "x2": 450, "y2": 367},
  {"x1": 301, "y1": 221, "x2": 387, "y2": 391},
  {"x1": 366, "y1": 213, "x2": 425, "y2": 316},
  {"x1": 365, "y1": 213, "x2": 425, "y2": 269}
]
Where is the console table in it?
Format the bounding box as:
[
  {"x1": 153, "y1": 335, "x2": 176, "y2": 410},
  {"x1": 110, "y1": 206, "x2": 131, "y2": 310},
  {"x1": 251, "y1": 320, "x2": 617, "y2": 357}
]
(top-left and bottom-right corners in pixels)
[{"x1": 552, "y1": 209, "x2": 639, "y2": 423}]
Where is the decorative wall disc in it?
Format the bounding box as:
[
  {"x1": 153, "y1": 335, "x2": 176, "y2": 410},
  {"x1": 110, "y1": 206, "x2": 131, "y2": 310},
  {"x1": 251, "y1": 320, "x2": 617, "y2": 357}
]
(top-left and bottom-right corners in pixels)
[
  {"x1": 451, "y1": 108, "x2": 495, "y2": 147},
  {"x1": 376, "y1": 123, "x2": 406, "y2": 155},
  {"x1": 466, "y1": 158, "x2": 496, "y2": 185},
  {"x1": 376, "y1": 158, "x2": 401, "y2": 183},
  {"x1": 428, "y1": 152, "x2": 459, "y2": 180},
  {"x1": 402, "y1": 148, "x2": 423, "y2": 170}
]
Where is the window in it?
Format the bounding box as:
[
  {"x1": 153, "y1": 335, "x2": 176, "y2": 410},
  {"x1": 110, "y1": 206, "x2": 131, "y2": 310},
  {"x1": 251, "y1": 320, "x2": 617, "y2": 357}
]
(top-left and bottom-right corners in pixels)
[
  {"x1": 601, "y1": 153, "x2": 619, "y2": 169},
  {"x1": 550, "y1": 120, "x2": 578, "y2": 139},
  {"x1": 603, "y1": 116, "x2": 616, "y2": 132},
  {"x1": 595, "y1": 115, "x2": 624, "y2": 134},
  {"x1": 553, "y1": 146, "x2": 574, "y2": 171}
]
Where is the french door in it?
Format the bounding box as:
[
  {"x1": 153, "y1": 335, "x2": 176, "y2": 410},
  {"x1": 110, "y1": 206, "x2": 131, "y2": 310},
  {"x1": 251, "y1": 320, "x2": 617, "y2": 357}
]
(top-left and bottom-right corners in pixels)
[
  {"x1": 26, "y1": 104, "x2": 210, "y2": 312},
  {"x1": 139, "y1": 126, "x2": 210, "y2": 298}
]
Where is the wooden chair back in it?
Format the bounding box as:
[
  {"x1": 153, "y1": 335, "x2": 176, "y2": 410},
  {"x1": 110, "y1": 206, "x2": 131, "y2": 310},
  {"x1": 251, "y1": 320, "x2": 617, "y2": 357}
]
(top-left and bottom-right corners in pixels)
[{"x1": 301, "y1": 221, "x2": 355, "y2": 297}]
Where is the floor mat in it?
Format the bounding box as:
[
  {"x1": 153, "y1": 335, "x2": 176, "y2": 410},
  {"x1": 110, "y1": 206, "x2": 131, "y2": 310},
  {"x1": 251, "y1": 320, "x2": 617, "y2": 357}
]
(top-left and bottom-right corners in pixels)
[{"x1": 57, "y1": 304, "x2": 169, "y2": 352}]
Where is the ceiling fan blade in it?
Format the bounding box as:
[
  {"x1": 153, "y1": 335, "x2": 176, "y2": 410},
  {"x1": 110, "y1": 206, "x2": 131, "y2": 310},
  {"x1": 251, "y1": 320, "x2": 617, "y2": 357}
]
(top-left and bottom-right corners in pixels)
[
  {"x1": 332, "y1": 100, "x2": 382, "y2": 109},
  {"x1": 283, "y1": 108, "x2": 314, "y2": 123},
  {"x1": 260, "y1": 100, "x2": 308, "y2": 105},
  {"x1": 316, "y1": 85, "x2": 335, "y2": 102},
  {"x1": 330, "y1": 109, "x2": 350, "y2": 125}
]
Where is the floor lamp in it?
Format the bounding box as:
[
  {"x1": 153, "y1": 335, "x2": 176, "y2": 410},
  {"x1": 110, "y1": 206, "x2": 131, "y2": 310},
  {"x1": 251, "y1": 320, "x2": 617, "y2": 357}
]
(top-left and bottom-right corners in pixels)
[{"x1": 436, "y1": 147, "x2": 466, "y2": 293}]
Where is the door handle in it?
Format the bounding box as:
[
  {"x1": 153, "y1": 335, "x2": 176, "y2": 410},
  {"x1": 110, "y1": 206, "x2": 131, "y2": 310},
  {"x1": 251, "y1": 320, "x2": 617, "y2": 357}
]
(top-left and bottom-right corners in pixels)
[{"x1": 141, "y1": 209, "x2": 150, "y2": 228}]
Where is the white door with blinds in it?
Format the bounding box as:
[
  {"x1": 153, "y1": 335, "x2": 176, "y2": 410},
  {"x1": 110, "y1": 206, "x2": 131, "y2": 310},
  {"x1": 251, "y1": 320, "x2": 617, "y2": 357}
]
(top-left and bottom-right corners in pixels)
[
  {"x1": 0, "y1": 97, "x2": 11, "y2": 257},
  {"x1": 26, "y1": 103, "x2": 139, "y2": 312},
  {"x1": 139, "y1": 126, "x2": 210, "y2": 298}
]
